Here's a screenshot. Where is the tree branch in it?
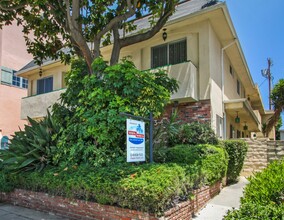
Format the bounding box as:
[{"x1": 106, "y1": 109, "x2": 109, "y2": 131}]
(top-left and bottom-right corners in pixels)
[
  {"x1": 64, "y1": 0, "x2": 94, "y2": 74},
  {"x1": 97, "y1": 0, "x2": 138, "y2": 39},
  {"x1": 0, "y1": 1, "x2": 26, "y2": 11},
  {"x1": 120, "y1": 5, "x2": 174, "y2": 48}
]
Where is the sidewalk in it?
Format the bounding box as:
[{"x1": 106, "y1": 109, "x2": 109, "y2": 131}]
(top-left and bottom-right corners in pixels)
[
  {"x1": 193, "y1": 176, "x2": 249, "y2": 220},
  {"x1": 0, "y1": 203, "x2": 68, "y2": 220}
]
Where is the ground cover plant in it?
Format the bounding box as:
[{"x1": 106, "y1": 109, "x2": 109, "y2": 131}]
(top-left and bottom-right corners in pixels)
[
  {"x1": 3, "y1": 144, "x2": 227, "y2": 215},
  {"x1": 225, "y1": 159, "x2": 284, "y2": 219}
]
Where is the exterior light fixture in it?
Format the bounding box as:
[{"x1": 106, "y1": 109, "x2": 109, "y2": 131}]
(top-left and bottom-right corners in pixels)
[
  {"x1": 39, "y1": 67, "x2": 43, "y2": 77},
  {"x1": 235, "y1": 111, "x2": 240, "y2": 123},
  {"x1": 162, "y1": 28, "x2": 167, "y2": 41},
  {"x1": 243, "y1": 122, "x2": 248, "y2": 131}
]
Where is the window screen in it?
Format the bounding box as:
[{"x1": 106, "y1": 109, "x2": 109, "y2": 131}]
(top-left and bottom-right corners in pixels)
[
  {"x1": 151, "y1": 39, "x2": 187, "y2": 68},
  {"x1": 169, "y1": 40, "x2": 187, "y2": 65}
]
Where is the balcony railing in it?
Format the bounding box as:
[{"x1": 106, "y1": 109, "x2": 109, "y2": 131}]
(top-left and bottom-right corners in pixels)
[
  {"x1": 151, "y1": 61, "x2": 198, "y2": 102},
  {"x1": 21, "y1": 89, "x2": 66, "y2": 119}
]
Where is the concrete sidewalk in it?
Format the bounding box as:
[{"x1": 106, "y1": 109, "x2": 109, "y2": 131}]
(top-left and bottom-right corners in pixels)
[
  {"x1": 0, "y1": 203, "x2": 68, "y2": 220},
  {"x1": 193, "y1": 176, "x2": 249, "y2": 220}
]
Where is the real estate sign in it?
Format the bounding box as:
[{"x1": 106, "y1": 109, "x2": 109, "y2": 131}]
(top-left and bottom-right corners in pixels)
[{"x1": 126, "y1": 119, "x2": 145, "y2": 162}]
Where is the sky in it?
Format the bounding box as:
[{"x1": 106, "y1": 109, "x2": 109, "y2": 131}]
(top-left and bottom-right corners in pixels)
[{"x1": 224, "y1": 0, "x2": 284, "y2": 129}]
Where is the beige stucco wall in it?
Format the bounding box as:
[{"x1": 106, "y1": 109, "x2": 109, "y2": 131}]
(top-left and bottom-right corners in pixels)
[
  {"x1": 0, "y1": 84, "x2": 27, "y2": 138},
  {"x1": 101, "y1": 20, "x2": 209, "y2": 102},
  {"x1": 28, "y1": 64, "x2": 69, "y2": 96},
  {"x1": 223, "y1": 53, "x2": 246, "y2": 101},
  {"x1": 208, "y1": 23, "x2": 222, "y2": 134}
]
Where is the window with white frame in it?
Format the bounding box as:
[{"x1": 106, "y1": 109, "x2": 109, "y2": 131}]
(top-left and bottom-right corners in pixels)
[
  {"x1": 37, "y1": 76, "x2": 53, "y2": 95},
  {"x1": 12, "y1": 75, "x2": 21, "y2": 87},
  {"x1": 22, "y1": 78, "x2": 28, "y2": 89},
  {"x1": 151, "y1": 39, "x2": 187, "y2": 68}
]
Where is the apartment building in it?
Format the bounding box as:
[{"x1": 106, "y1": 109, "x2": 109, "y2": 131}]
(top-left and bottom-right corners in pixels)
[
  {"x1": 16, "y1": 0, "x2": 274, "y2": 139},
  {"x1": 0, "y1": 21, "x2": 32, "y2": 140}
]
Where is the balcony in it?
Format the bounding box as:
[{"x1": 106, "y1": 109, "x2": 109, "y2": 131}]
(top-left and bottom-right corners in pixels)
[
  {"x1": 152, "y1": 61, "x2": 198, "y2": 102},
  {"x1": 21, "y1": 89, "x2": 66, "y2": 120}
]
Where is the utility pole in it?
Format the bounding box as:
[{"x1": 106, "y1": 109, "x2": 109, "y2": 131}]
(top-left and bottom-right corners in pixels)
[{"x1": 261, "y1": 58, "x2": 273, "y2": 110}]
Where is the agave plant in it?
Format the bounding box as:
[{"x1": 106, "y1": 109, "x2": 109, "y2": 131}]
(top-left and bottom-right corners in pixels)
[{"x1": 1, "y1": 111, "x2": 60, "y2": 173}]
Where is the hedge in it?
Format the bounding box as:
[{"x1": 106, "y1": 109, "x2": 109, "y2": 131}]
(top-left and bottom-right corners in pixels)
[
  {"x1": 225, "y1": 159, "x2": 284, "y2": 219},
  {"x1": 165, "y1": 144, "x2": 228, "y2": 187},
  {"x1": 3, "y1": 163, "x2": 189, "y2": 215},
  {"x1": 222, "y1": 140, "x2": 248, "y2": 183}
]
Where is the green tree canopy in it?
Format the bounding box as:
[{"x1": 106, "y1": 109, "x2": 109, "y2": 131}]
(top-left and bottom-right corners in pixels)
[
  {"x1": 0, "y1": 0, "x2": 179, "y2": 73},
  {"x1": 266, "y1": 79, "x2": 284, "y2": 137}
]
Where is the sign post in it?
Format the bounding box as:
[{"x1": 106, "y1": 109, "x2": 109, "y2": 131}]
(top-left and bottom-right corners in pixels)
[{"x1": 120, "y1": 112, "x2": 154, "y2": 163}]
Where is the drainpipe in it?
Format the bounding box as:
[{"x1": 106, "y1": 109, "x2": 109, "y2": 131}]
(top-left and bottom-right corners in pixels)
[{"x1": 221, "y1": 39, "x2": 236, "y2": 139}]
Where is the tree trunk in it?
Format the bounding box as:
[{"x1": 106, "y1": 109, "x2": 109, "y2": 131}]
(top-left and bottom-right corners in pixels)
[
  {"x1": 266, "y1": 108, "x2": 282, "y2": 138},
  {"x1": 110, "y1": 24, "x2": 121, "y2": 65},
  {"x1": 93, "y1": 38, "x2": 101, "y2": 59}
]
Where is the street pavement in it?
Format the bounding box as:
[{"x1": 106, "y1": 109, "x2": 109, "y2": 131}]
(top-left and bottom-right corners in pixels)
[
  {"x1": 193, "y1": 176, "x2": 249, "y2": 220},
  {"x1": 0, "y1": 203, "x2": 68, "y2": 220}
]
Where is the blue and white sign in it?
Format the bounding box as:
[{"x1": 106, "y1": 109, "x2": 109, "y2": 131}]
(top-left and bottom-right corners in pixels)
[{"x1": 127, "y1": 119, "x2": 145, "y2": 162}]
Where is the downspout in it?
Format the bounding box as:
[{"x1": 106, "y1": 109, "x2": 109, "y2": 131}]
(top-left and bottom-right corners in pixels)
[{"x1": 221, "y1": 39, "x2": 236, "y2": 139}]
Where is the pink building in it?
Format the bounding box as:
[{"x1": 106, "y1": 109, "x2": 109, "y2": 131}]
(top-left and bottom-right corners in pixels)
[{"x1": 0, "y1": 21, "x2": 32, "y2": 139}]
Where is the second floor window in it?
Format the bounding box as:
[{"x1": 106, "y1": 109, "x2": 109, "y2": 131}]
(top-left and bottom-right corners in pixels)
[
  {"x1": 37, "y1": 77, "x2": 53, "y2": 95},
  {"x1": 151, "y1": 39, "x2": 187, "y2": 68},
  {"x1": 12, "y1": 76, "x2": 21, "y2": 87},
  {"x1": 237, "y1": 79, "x2": 240, "y2": 95},
  {"x1": 22, "y1": 78, "x2": 28, "y2": 89}
]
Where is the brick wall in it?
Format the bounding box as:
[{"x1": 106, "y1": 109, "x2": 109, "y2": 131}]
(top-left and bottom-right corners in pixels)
[
  {"x1": 162, "y1": 100, "x2": 211, "y2": 123},
  {"x1": 0, "y1": 181, "x2": 221, "y2": 220}
]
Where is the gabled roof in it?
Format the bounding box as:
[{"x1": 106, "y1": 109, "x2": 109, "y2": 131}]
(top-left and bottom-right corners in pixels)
[
  {"x1": 17, "y1": 58, "x2": 52, "y2": 73},
  {"x1": 17, "y1": 0, "x2": 220, "y2": 74}
]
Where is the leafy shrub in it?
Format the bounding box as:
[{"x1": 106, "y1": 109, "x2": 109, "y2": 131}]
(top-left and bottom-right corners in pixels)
[
  {"x1": 11, "y1": 163, "x2": 189, "y2": 215},
  {"x1": 225, "y1": 160, "x2": 284, "y2": 219},
  {"x1": 222, "y1": 140, "x2": 248, "y2": 183},
  {"x1": 0, "y1": 112, "x2": 59, "y2": 173},
  {"x1": 164, "y1": 144, "x2": 228, "y2": 186},
  {"x1": 153, "y1": 111, "x2": 180, "y2": 162},
  {"x1": 169, "y1": 122, "x2": 218, "y2": 147},
  {"x1": 0, "y1": 172, "x2": 14, "y2": 192},
  {"x1": 52, "y1": 58, "x2": 178, "y2": 166}
]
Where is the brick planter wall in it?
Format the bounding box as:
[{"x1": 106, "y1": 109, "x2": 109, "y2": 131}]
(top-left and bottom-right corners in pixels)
[
  {"x1": 0, "y1": 181, "x2": 221, "y2": 220},
  {"x1": 162, "y1": 100, "x2": 211, "y2": 123}
]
